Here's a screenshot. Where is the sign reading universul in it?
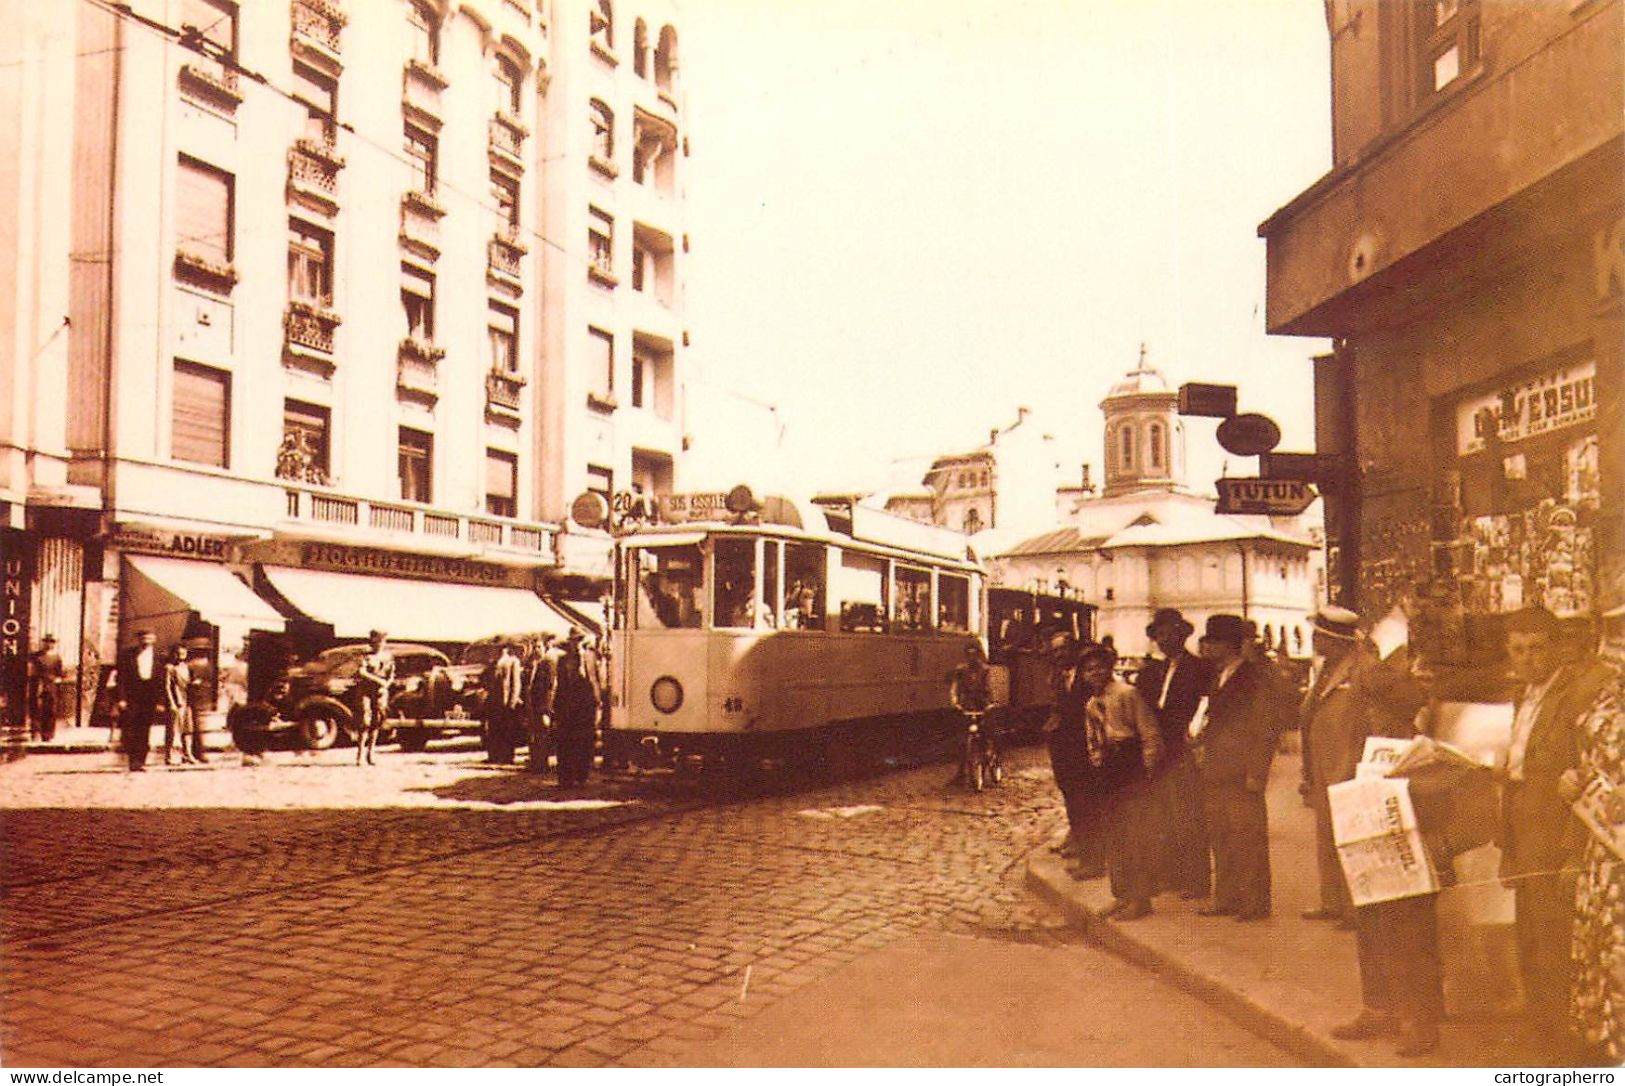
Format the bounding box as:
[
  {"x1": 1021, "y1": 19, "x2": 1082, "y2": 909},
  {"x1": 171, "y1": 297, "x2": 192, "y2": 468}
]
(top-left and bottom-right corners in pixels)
[
  {"x1": 1456, "y1": 360, "x2": 1596, "y2": 456},
  {"x1": 298, "y1": 542, "x2": 512, "y2": 586}
]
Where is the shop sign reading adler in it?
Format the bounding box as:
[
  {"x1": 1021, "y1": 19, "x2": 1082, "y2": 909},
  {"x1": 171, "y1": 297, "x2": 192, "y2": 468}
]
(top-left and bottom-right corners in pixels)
[{"x1": 1456, "y1": 360, "x2": 1596, "y2": 456}]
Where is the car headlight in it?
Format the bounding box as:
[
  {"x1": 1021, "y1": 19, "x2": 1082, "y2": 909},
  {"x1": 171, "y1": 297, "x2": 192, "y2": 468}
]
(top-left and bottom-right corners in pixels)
[{"x1": 650, "y1": 676, "x2": 683, "y2": 714}]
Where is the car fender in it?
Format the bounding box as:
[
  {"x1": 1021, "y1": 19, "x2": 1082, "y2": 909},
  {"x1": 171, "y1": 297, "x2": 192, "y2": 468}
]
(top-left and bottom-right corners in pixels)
[{"x1": 292, "y1": 694, "x2": 355, "y2": 726}]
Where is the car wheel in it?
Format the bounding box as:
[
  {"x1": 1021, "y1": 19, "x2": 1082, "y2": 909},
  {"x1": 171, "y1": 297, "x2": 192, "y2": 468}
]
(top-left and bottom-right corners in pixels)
[
  {"x1": 297, "y1": 705, "x2": 343, "y2": 751},
  {"x1": 397, "y1": 731, "x2": 430, "y2": 753}
]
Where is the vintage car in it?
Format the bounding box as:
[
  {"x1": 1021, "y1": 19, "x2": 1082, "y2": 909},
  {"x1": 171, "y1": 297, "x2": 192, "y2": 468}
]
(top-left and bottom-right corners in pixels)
[{"x1": 227, "y1": 642, "x2": 487, "y2": 753}]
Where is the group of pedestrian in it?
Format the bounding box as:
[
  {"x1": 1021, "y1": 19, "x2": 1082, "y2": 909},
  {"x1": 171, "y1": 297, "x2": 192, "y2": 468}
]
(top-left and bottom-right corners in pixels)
[
  {"x1": 1047, "y1": 609, "x2": 1289, "y2": 924},
  {"x1": 1048, "y1": 599, "x2": 1624, "y2": 1063}
]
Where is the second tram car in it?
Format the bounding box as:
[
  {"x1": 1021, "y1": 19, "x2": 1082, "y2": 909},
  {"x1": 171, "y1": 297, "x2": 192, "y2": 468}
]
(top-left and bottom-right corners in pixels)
[
  {"x1": 605, "y1": 491, "x2": 984, "y2": 767},
  {"x1": 985, "y1": 587, "x2": 1097, "y2": 730}
]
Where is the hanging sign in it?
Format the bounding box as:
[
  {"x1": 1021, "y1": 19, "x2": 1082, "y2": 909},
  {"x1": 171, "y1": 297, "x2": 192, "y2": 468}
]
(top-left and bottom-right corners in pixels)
[{"x1": 1215, "y1": 477, "x2": 1317, "y2": 516}]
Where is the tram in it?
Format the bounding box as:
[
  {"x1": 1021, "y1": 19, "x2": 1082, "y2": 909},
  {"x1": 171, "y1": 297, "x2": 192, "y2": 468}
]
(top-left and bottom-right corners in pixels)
[
  {"x1": 594, "y1": 487, "x2": 984, "y2": 767},
  {"x1": 985, "y1": 587, "x2": 1097, "y2": 732}
]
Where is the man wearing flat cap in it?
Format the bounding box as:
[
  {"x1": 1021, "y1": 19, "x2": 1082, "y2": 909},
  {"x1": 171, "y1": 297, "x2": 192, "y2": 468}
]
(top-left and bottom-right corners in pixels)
[
  {"x1": 1299, "y1": 606, "x2": 1366, "y2": 926},
  {"x1": 1192, "y1": 613, "x2": 1281, "y2": 921},
  {"x1": 1137, "y1": 609, "x2": 1213, "y2": 899}
]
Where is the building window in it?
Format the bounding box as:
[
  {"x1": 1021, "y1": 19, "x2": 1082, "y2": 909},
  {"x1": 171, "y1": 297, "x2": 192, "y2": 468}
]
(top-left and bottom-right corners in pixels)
[
  {"x1": 488, "y1": 302, "x2": 518, "y2": 373},
  {"x1": 399, "y1": 428, "x2": 433, "y2": 503},
  {"x1": 1120, "y1": 426, "x2": 1134, "y2": 470},
  {"x1": 632, "y1": 334, "x2": 674, "y2": 419},
  {"x1": 494, "y1": 55, "x2": 523, "y2": 115},
  {"x1": 654, "y1": 25, "x2": 677, "y2": 92},
  {"x1": 176, "y1": 155, "x2": 233, "y2": 265},
  {"x1": 631, "y1": 351, "x2": 646, "y2": 408},
  {"x1": 172, "y1": 360, "x2": 230, "y2": 468},
  {"x1": 1416, "y1": 0, "x2": 1478, "y2": 97},
  {"x1": 590, "y1": 0, "x2": 614, "y2": 51},
  {"x1": 588, "y1": 326, "x2": 614, "y2": 402},
  {"x1": 633, "y1": 116, "x2": 676, "y2": 190},
  {"x1": 587, "y1": 463, "x2": 613, "y2": 504},
  {"x1": 963, "y1": 508, "x2": 982, "y2": 534},
  {"x1": 288, "y1": 220, "x2": 333, "y2": 306},
  {"x1": 279, "y1": 399, "x2": 330, "y2": 483},
  {"x1": 401, "y1": 263, "x2": 435, "y2": 342},
  {"x1": 292, "y1": 61, "x2": 337, "y2": 145},
  {"x1": 407, "y1": 0, "x2": 439, "y2": 66},
  {"x1": 490, "y1": 170, "x2": 520, "y2": 229},
  {"x1": 405, "y1": 123, "x2": 437, "y2": 195},
  {"x1": 633, "y1": 18, "x2": 649, "y2": 77},
  {"x1": 588, "y1": 207, "x2": 614, "y2": 279},
  {"x1": 589, "y1": 100, "x2": 614, "y2": 162},
  {"x1": 1148, "y1": 421, "x2": 1164, "y2": 469},
  {"x1": 485, "y1": 449, "x2": 518, "y2": 518}
]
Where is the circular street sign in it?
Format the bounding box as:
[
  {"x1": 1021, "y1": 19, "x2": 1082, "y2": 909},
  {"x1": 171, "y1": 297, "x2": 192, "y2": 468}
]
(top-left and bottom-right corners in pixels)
[{"x1": 1216, "y1": 413, "x2": 1283, "y2": 457}]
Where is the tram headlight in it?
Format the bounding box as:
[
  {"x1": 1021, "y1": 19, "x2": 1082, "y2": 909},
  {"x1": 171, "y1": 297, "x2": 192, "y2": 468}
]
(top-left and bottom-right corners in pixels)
[{"x1": 650, "y1": 676, "x2": 684, "y2": 714}]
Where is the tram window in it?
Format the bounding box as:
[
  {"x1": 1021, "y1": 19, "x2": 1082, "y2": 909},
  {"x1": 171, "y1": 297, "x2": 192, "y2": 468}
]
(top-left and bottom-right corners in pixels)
[
  {"x1": 895, "y1": 566, "x2": 931, "y2": 631},
  {"x1": 939, "y1": 574, "x2": 970, "y2": 632},
  {"x1": 632, "y1": 544, "x2": 702, "y2": 629},
  {"x1": 713, "y1": 536, "x2": 759, "y2": 629},
  {"x1": 762, "y1": 540, "x2": 781, "y2": 630},
  {"x1": 836, "y1": 552, "x2": 887, "y2": 633},
  {"x1": 783, "y1": 542, "x2": 825, "y2": 630}
]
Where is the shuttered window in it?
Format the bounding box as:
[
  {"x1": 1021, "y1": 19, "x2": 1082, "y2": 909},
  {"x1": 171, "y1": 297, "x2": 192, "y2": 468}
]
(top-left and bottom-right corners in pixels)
[
  {"x1": 176, "y1": 156, "x2": 233, "y2": 264},
  {"x1": 172, "y1": 361, "x2": 230, "y2": 467},
  {"x1": 485, "y1": 449, "x2": 517, "y2": 518}
]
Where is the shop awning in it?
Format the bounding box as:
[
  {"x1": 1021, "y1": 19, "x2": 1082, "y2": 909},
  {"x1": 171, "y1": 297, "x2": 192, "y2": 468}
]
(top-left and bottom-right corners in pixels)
[
  {"x1": 261, "y1": 566, "x2": 574, "y2": 642},
  {"x1": 124, "y1": 555, "x2": 286, "y2": 632}
]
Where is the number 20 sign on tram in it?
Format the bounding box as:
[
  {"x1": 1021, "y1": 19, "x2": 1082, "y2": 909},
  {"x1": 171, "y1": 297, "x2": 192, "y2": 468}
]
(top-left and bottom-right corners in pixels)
[{"x1": 578, "y1": 486, "x2": 985, "y2": 769}]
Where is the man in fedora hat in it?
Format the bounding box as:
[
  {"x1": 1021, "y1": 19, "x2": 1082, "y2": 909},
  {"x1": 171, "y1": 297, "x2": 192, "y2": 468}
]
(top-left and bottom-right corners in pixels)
[
  {"x1": 1137, "y1": 608, "x2": 1214, "y2": 899},
  {"x1": 1299, "y1": 606, "x2": 1366, "y2": 926},
  {"x1": 27, "y1": 633, "x2": 64, "y2": 742},
  {"x1": 551, "y1": 628, "x2": 601, "y2": 787},
  {"x1": 1192, "y1": 613, "x2": 1280, "y2": 921}
]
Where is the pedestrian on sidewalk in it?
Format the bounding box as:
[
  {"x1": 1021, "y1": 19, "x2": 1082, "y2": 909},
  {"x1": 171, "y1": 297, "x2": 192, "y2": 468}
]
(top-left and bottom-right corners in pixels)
[
  {"x1": 27, "y1": 634, "x2": 63, "y2": 742},
  {"x1": 1047, "y1": 641, "x2": 1104, "y2": 878},
  {"x1": 1299, "y1": 606, "x2": 1367, "y2": 926},
  {"x1": 552, "y1": 629, "x2": 599, "y2": 787},
  {"x1": 162, "y1": 646, "x2": 194, "y2": 766},
  {"x1": 184, "y1": 647, "x2": 212, "y2": 763},
  {"x1": 354, "y1": 630, "x2": 395, "y2": 767},
  {"x1": 1136, "y1": 608, "x2": 1213, "y2": 900},
  {"x1": 484, "y1": 642, "x2": 525, "y2": 765},
  {"x1": 116, "y1": 630, "x2": 163, "y2": 772},
  {"x1": 524, "y1": 634, "x2": 558, "y2": 776},
  {"x1": 1562, "y1": 658, "x2": 1625, "y2": 1065},
  {"x1": 1497, "y1": 606, "x2": 1612, "y2": 1047},
  {"x1": 1328, "y1": 611, "x2": 1442, "y2": 1058},
  {"x1": 1079, "y1": 643, "x2": 1163, "y2": 920},
  {"x1": 1191, "y1": 614, "x2": 1279, "y2": 922}
]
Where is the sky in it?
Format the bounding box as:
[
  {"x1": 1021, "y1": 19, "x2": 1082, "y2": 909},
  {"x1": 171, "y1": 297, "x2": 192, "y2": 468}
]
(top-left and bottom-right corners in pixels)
[{"x1": 676, "y1": 0, "x2": 1335, "y2": 499}]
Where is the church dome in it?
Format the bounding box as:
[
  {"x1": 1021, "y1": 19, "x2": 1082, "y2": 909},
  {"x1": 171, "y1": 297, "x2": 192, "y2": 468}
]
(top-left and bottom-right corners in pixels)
[{"x1": 1103, "y1": 343, "x2": 1172, "y2": 400}]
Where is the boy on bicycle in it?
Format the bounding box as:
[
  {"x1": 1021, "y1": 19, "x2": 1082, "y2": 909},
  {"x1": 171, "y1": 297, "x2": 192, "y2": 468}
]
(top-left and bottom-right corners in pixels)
[{"x1": 949, "y1": 642, "x2": 995, "y2": 784}]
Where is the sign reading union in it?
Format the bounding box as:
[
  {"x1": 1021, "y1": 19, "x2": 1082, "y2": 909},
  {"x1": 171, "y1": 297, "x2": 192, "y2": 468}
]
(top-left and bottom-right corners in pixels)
[
  {"x1": 298, "y1": 542, "x2": 512, "y2": 586},
  {"x1": 1215, "y1": 478, "x2": 1317, "y2": 517}
]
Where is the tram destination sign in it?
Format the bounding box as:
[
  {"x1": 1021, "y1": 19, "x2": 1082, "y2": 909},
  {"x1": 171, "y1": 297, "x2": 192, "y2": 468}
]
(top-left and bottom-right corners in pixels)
[{"x1": 1215, "y1": 477, "x2": 1317, "y2": 516}]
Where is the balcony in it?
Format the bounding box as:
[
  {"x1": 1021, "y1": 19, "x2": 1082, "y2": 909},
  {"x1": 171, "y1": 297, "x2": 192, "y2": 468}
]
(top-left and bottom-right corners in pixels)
[
  {"x1": 178, "y1": 61, "x2": 242, "y2": 111},
  {"x1": 489, "y1": 114, "x2": 526, "y2": 170},
  {"x1": 280, "y1": 483, "x2": 558, "y2": 558},
  {"x1": 173, "y1": 250, "x2": 237, "y2": 295},
  {"x1": 403, "y1": 59, "x2": 447, "y2": 123},
  {"x1": 287, "y1": 139, "x2": 344, "y2": 216},
  {"x1": 291, "y1": 0, "x2": 345, "y2": 69},
  {"x1": 397, "y1": 338, "x2": 443, "y2": 404},
  {"x1": 487, "y1": 234, "x2": 525, "y2": 294},
  {"x1": 282, "y1": 302, "x2": 341, "y2": 377},
  {"x1": 400, "y1": 193, "x2": 444, "y2": 261},
  {"x1": 486, "y1": 369, "x2": 526, "y2": 422}
]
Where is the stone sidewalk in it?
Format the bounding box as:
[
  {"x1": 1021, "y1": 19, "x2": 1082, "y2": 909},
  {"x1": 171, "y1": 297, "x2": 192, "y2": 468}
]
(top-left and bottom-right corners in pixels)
[{"x1": 1026, "y1": 750, "x2": 1587, "y2": 1069}]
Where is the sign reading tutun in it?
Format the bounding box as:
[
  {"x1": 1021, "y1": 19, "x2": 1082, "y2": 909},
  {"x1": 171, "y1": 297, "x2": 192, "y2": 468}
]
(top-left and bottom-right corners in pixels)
[{"x1": 1214, "y1": 477, "x2": 1316, "y2": 516}]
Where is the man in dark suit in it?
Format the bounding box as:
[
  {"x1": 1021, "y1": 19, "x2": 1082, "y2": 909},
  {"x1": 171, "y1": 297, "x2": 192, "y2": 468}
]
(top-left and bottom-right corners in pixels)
[
  {"x1": 1498, "y1": 606, "x2": 1613, "y2": 1037},
  {"x1": 116, "y1": 630, "x2": 165, "y2": 772},
  {"x1": 1191, "y1": 613, "x2": 1280, "y2": 921},
  {"x1": 1300, "y1": 606, "x2": 1367, "y2": 925},
  {"x1": 552, "y1": 629, "x2": 601, "y2": 787},
  {"x1": 1136, "y1": 608, "x2": 1213, "y2": 899}
]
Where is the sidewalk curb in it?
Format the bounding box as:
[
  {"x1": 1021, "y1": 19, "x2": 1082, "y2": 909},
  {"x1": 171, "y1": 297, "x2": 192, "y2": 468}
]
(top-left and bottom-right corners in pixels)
[{"x1": 1025, "y1": 851, "x2": 1359, "y2": 1069}]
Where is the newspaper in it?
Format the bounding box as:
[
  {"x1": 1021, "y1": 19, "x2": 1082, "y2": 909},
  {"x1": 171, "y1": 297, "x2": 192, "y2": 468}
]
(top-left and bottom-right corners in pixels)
[
  {"x1": 1573, "y1": 771, "x2": 1625, "y2": 864},
  {"x1": 1355, "y1": 736, "x2": 1415, "y2": 778},
  {"x1": 1328, "y1": 775, "x2": 1440, "y2": 906}
]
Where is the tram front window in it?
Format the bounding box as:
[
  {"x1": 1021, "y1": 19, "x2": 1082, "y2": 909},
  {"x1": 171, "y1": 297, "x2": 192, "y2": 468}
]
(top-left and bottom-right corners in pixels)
[
  {"x1": 939, "y1": 573, "x2": 970, "y2": 632},
  {"x1": 783, "y1": 542, "x2": 825, "y2": 630},
  {"x1": 896, "y1": 566, "x2": 931, "y2": 631},
  {"x1": 633, "y1": 545, "x2": 703, "y2": 629},
  {"x1": 713, "y1": 537, "x2": 760, "y2": 629}
]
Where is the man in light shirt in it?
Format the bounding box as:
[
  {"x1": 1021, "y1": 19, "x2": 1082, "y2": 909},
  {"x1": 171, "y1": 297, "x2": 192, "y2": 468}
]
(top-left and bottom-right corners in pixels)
[
  {"x1": 1078, "y1": 643, "x2": 1163, "y2": 920},
  {"x1": 1498, "y1": 606, "x2": 1611, "y2": 1039}
]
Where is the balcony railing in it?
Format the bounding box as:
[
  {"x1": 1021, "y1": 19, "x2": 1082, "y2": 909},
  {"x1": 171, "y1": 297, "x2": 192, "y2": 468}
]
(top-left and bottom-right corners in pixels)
[
  {"x1": 486, "y1": 369, "x2": 526, "y2": 412},
  {"x1": 489, "y1": 115, "x2": 526, "y2": 164},
  {"x1": 179, "y1": 62, "x2": 242, "y2": 110},
  {"x1": 284, "y1": 302, "x2": 340, "y2": 355},
  {"x1": 397, "y1": 340, "x2": 441, "y2": 402},
  {"x1": 281, "y1": 484, "x2": 559, "y2": 555},
  {"x1": 291, "y1": 0, "x2": 346, "y2": 55}
]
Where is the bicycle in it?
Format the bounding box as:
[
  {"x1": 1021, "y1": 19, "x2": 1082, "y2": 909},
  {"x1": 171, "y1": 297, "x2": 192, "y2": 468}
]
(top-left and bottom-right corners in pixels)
[{"x1": 960, "y1": 709, "x2": 1004, "y2": 792}]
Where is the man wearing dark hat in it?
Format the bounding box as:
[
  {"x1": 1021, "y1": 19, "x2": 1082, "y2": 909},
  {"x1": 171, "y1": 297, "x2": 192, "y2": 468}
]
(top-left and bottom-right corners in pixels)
[
  {"x1": 1299, "y1": 606, "x2": 1366, "y2": 926},
  {"x1": 27, "y1": 633, "x2": 64, "y2": 742},
  {"x1": 551, "y1": 628, "x2": 601, "y2": 787},
  {"x1": 1137, "y1": 608, "x2": 1213, "y2": 899},
  {"x1": 1192, "y1": 613, "x2": 1280, "y2": 921}
]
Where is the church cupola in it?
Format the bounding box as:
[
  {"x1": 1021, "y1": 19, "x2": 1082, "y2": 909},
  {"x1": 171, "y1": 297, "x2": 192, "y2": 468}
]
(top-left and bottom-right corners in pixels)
[{"x1": 1099, "y1": 343, "x2": 1186, "y2": 497}]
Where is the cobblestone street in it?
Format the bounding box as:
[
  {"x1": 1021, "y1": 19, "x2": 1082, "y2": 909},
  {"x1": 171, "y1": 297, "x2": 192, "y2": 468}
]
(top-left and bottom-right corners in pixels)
[{"x1": 0, "y1": 743, "x2": 1097, "y2": 1067}]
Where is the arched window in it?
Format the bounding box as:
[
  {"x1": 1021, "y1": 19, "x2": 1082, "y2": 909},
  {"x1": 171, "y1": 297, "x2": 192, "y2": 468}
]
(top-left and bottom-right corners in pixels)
[
  {"x1": 494, "y1": 56, "x2": 523, "y2": 115},
  {"x1": 633, "y1": 19, "x2": 649, "y2": 77},
  {"x1": 589, "y1": 99, "x2": 613, "y2": 161},
  {"x1": 655, "y1": 25, "x2": 678, "y2": 91},
  {"x1": 590, "y1": 0, "x2": 613, "y2": 50},
  {"x1": 963, "y1": 508, "x2": 982, "y2": 534},
  {"x1": 407, "y1": 0, "x2": 439, "y2": 65},
  {"x1": 1120, "y1": 425, "x2": 1134, "y2": 470},
  {"x1": 1148, "y1": 421, "x2": 1163, "y2": 469}
]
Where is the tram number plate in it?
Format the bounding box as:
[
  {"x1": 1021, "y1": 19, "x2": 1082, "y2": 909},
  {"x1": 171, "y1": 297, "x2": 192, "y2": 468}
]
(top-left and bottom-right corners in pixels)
[{"x1": 721, "y1": 696, "x2": 744, "y2": 713}]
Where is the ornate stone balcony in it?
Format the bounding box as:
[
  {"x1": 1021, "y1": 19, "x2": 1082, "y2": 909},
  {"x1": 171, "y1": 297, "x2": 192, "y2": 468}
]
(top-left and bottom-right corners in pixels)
[
  {"x1": 397, "y1": 339, "x2": 443, "y2": 404},
  {"x1": 489, "y1": 114, "x2": 526, "y2": 169},
  {"x1": 291, "y1": 0, "x2": 346, "y2": 66},
  {"x1": 288, "y1": 139, "x2": 343, "y2": 216}
]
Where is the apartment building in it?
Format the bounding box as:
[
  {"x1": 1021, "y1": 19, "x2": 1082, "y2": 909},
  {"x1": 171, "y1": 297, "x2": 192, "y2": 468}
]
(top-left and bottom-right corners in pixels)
[
  {"x1": 1260, "y1": 0, "x2": 1622, "y2": 652},
  {"x1": 0, "y1": 0, "x2": 691, "y2": 730}
]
